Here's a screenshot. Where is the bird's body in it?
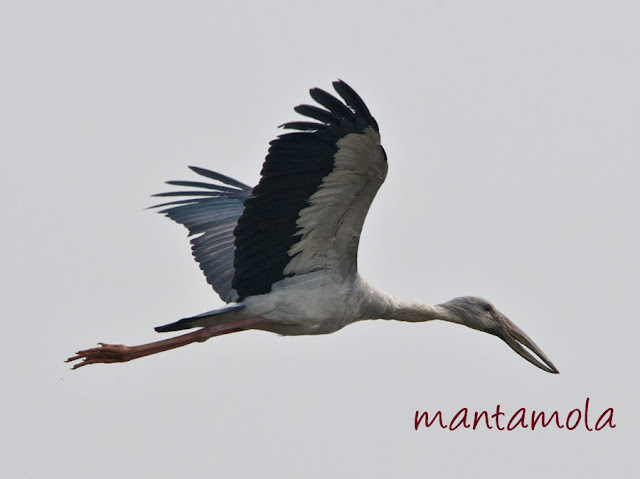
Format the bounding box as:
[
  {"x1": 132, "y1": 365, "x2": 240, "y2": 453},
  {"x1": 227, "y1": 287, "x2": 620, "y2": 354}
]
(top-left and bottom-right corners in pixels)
[
  {"x1": 232, "y1": 274, "x2": 387, "y2": 336},
  {"x1": 67, "y1": 80, "x2": 559, "y2": 374}
]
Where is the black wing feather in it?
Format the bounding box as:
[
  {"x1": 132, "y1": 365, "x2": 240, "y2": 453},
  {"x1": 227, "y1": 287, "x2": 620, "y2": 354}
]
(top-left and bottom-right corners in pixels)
[
  {"x1": 188, "y1": 166, "x2": 251, "y2": 190},
  {"x1": 294, "y1": 104, "x2": 340, "y2": 124}
]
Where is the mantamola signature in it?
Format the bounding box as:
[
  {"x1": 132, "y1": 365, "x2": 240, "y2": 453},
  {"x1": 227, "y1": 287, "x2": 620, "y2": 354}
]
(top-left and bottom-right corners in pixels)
[{"x1": 415, "y1": 398, "x2": 615, "y2": 431}]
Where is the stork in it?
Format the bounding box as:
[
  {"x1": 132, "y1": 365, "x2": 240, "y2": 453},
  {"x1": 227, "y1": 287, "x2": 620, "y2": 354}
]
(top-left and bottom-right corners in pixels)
[{"x1": 66, "y1": 80, "x2": 559, "y2": 374}]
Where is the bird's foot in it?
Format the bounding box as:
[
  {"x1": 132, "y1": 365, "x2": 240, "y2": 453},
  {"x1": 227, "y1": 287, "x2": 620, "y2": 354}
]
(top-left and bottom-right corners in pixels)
[{"x1": 65, "y1": 343, "x2": 134, "y2": 369}]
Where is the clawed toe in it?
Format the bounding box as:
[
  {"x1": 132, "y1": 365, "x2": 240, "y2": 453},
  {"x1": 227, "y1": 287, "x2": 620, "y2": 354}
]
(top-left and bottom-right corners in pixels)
[{"x1": 65, "y1": 343, "x2": 132, "y2": 369}]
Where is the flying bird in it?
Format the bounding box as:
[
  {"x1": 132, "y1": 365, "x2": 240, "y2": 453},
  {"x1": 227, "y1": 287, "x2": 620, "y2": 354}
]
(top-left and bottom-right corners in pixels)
[{"x1": 66, "y1": 80, "x2": 559, "y2": 374}]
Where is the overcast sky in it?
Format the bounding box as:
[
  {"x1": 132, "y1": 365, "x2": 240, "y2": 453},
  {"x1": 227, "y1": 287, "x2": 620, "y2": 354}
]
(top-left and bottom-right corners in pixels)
[{"x1": 2, "y1": 1, "x2": 638, "y2": 477}]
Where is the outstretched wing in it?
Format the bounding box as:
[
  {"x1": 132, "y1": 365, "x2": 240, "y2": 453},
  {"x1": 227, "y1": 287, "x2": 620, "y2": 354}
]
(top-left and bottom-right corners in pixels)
[
  {"x1": 232, "y1": 80, "x2": 387, "y2": 301},
  {"x1": 155, "y1": 80, "x2": 386, "y2": 304},
  {"x1": 152, "y1": 167, "x2": 252, "y2": 303}
]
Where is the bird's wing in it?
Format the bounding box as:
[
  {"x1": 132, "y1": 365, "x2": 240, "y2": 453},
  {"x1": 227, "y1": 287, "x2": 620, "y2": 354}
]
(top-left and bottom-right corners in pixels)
[
  {"x1": 152, "y1": 167, "x2": 252, "y2": 303},
  {"x1": 232, "y1": 80, "x2": 387, "y2": 301}
]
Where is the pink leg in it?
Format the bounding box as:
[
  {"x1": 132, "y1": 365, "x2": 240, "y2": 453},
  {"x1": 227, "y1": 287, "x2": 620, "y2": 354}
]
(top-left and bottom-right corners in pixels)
[{"x1": 65, "y1": 316, "x2": 266, "y2": 369}]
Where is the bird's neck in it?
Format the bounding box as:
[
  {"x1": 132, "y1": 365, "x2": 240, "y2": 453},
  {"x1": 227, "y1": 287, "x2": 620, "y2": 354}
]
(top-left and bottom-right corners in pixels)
[{"x1": 381, "y1": 298, "x2": 460, "y2": 324}]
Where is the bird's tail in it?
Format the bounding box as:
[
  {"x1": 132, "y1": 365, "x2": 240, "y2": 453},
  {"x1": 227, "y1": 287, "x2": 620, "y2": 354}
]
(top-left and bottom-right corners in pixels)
[{"x1": 155, "y1": 304, "x2": 246, "y2": 332}]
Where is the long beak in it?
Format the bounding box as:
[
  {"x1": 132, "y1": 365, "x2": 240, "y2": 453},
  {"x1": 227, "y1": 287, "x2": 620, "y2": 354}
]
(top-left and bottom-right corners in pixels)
[{"x1": 492, "y1": 313, "x2": 559, "y2": 374}]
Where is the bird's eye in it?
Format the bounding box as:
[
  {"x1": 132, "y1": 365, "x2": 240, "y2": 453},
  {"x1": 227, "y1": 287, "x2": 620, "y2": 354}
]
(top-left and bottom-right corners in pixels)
[{"x1": 482, "y1": 303, "x2": 493, "y2": 312}]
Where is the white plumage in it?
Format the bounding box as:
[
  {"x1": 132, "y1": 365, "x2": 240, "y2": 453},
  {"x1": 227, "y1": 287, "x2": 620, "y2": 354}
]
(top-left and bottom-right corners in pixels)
[{"x1": 67, "y1": 80, "x2": 558, "y2": 374}]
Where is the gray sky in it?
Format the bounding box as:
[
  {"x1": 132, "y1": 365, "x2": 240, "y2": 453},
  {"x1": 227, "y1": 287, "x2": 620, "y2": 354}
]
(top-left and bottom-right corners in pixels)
[{"x1": 2, "y1": 1, "x2": 638, "y2": 477}]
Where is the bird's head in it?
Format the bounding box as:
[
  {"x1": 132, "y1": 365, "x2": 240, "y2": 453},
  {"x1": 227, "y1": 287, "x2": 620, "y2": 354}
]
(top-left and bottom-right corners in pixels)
[{"x1": 440, "y1": 296, "x2": 559, "y2": 374}]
